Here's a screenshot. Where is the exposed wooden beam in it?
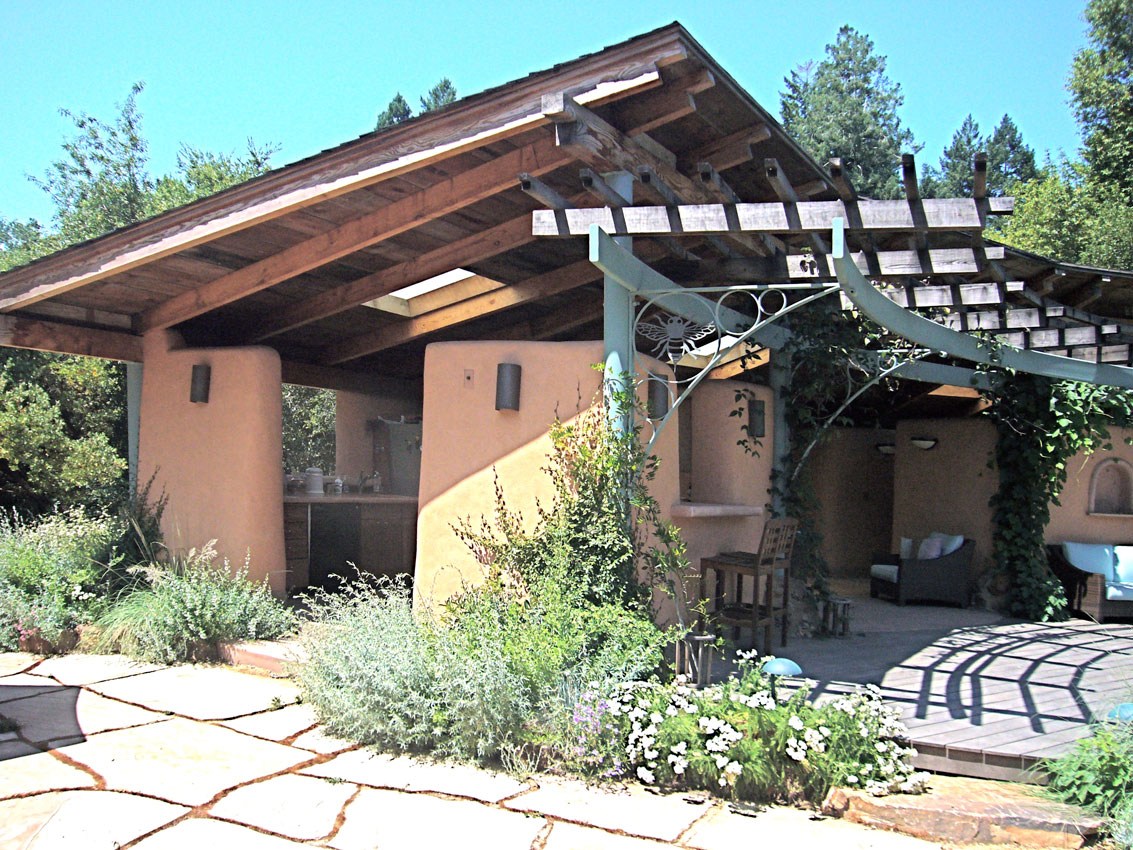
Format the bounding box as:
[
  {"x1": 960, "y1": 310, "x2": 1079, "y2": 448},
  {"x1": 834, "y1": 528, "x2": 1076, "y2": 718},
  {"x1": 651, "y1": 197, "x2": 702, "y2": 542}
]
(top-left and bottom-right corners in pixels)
[
  {"x1": 1072, "y1": 282, "x2": 1104, "y2": 310},
  {"x1": 365, "y1": 272, "x2": 505, "y2": 318},
  {"x1": 901, "y1": 154, "x2": 920, "y2": 202},
  {"x1": 615, "y1": 68, "x2": 715, "y2": 135},
  {"x1": 322, "y1": 259, "x2": 603, "y2": 364},
  {"x1": 0, "y1": 314, "x2": 142, "y2": 361},
  {"x1": 519, "y1": 172, "x2": 572, "y2": 209},
  {"x1": 138, "y1": 139, "x2": 571, "y2": 333},
  {"x1": 280, "y1": 359, "x2": 422, "y2": 396},
  {"x1": 705, "y1": 346, "x2": 770, "y2": 380},
  {"x1": 679, "y1": 123, "x2": 771, "y2": 172},
  {"x1": 973, "y1": 152, "x2": 988, "y2": 201},
  {"x1": 579, "y1": 169, "x2": 630, "y2": 206},
  {"x1": 764, "y1": 157, "x2": 828, "y2": 257},
  {"x1": 250, "y1": 213, "x2": 536, "y2": 341},
  {"x1": 484, "y1": 294, "x2": 605, "y2": 341},
  {"x1": 826, "y1": 158, "x2": 856, "y2": 203},
  {"x1": 0, "y1": 50, "x2": 671, "y2": 313},
  {"x1": 532, "y1": 196, "x2": 1014, "y2": 237},
  {"x1": 694, "y1": 162, "x2": 775, "y2": 256}
]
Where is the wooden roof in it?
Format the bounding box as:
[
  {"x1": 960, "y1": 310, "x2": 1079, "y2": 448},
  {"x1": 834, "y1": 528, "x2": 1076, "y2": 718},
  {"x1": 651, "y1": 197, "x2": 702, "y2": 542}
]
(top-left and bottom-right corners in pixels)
[{"x1": 2, "y1": 23, "x2": 1132, "y2": 389}]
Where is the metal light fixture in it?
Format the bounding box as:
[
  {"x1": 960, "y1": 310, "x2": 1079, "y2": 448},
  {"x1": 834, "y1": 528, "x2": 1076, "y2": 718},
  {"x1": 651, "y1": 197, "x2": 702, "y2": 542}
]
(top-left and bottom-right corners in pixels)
[
  {"x1": 911, "y1": 437, "x2": 938, "y2": 451},
  {"x1": 875, "y1": 443, "x2": 896, "y2": 455},
  {"x1": 495, "y1": 362, "x2": 521, "y2": 411},
  {"x1": 647, "y1": 378, "x2": 669, "y2": 419},
  {"x1": 189, "y1": 364, "x2": 211, "y2": 404}
]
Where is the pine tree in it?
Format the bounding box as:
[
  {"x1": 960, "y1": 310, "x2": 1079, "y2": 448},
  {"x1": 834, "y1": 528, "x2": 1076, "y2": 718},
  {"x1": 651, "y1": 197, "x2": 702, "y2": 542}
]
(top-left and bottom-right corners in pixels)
[
  {"x1": 375, "y1": 79, "x2": 458, "y2": 131},
  {"x1": 920, "y1": 114, "x2": 1036, "y2": 198},
  {"x1": 779, "y1": 26, "x2": 918, "y2": 199}
]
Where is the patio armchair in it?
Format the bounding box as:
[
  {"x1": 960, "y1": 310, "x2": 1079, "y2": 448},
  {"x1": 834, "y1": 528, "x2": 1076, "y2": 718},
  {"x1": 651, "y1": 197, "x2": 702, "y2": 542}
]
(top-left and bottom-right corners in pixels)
[
  {"x1": 870, "y1": 533, "x2": 976, "y2": 606},
  {"x1": 1047, "y1": 542, "x2": 1133, "y2": 622}
]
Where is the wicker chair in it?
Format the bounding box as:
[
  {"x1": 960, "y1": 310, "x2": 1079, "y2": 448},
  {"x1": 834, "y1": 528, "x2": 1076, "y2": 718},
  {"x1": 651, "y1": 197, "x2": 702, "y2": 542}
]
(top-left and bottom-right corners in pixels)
[{"x1": 870, "y1": 539, "x2": 976, "y2": 606}]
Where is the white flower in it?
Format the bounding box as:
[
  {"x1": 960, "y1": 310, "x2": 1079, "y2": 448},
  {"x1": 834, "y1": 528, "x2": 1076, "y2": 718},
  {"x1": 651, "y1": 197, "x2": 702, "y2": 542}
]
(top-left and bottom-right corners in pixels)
[
  {"x1": 875, "y1": 742, "x2": 888, "y2": 753},
  {"x1": 666, "y1": 705, "x2": 678, "y2": 717},
  {"x1": 650, "y1": 712, "x2": 664, "y2": 724},
  {"x1": 670, "y1": 741, "x2": 687, "y2": 755},
  {"x1": 788, "y1": 715, "x2": 804, "y2": 731},
  {"x1": 637, "y1": 766, "x2": 655, "y2": 783},
  {"x1": 846, "y1": 775, "x2": 858, "y2": 784},
  {"x1": 724, "y1": 761, "x2": 743, "y2": 776}
]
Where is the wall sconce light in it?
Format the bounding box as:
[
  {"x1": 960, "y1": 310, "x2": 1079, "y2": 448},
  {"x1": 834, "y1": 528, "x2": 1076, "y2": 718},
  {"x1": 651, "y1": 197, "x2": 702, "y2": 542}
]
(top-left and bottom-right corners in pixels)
[
  {"x1": 749, "y1": 399, "x2": 766, "y2": 439},
  {"x1": 495, "y1": 362, "x2": 521, "y2": 411},
  {"x1": 647, "y1": 378, "x2": 669, "y2": 419},
  {"x1": 189, "y1": 364, "x2": 211, "y2": 404},
  {"x1": 875, "y1": 443, "x2": 896, "y2": 455},
  {"x1": 911, "y1": 437, "x2": 938, "y2": 451}
]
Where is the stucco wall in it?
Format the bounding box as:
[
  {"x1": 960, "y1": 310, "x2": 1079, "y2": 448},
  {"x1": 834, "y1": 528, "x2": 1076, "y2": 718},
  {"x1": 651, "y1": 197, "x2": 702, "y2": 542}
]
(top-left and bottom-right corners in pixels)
[
  {"x1": 334, "y1": 387, "x2": 423, "y2": 481},
  {"x1": 891, "y1": 418, "x2": 998, "y2": 575},
  {"x1": 1047, "y1": 427, "x2": 1133, "y2": 544},
  {"x1": 810, "y1": 428, "x2": 895, "y2": 579},
  {"x1": 414, "y1": 340, "x2": 680, "y2": 615},
  {"x1": 137, "y1": 331, "x2": 287, "y2": 596},
  {"x1": 676, "y1": 382, "x2": 774, "y2": 607}
]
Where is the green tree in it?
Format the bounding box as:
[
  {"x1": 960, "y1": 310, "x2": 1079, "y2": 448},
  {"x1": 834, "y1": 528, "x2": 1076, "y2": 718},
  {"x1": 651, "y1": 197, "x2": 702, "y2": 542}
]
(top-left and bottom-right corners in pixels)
[
  {"x1": 920, "y1": 114, "x2": 1037, "y2": 198},
  {"x1": 375, "y1": 78, "x2": 457, "y2": 130},
  {"x1": 780, "y1": 26, "x2": 919, "y2": 199},
  {"x1": 281, "y1": 385, "x2": 336, "y2": 473},
  {"x1": 1069, "y1": 0, "x2": 1133, "y2": 196}
]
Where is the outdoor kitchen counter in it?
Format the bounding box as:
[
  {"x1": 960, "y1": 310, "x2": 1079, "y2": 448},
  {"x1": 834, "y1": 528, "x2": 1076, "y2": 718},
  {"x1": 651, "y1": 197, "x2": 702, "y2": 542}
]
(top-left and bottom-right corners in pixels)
[{"x1": 283, "y1": 495, "x2": 418, "y2": 590}]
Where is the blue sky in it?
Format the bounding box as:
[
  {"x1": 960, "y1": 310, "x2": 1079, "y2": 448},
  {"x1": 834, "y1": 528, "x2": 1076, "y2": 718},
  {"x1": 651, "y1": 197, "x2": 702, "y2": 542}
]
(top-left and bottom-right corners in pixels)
[{"x1": 1, "y1": 0, "x2": 1090, "y2": 226}]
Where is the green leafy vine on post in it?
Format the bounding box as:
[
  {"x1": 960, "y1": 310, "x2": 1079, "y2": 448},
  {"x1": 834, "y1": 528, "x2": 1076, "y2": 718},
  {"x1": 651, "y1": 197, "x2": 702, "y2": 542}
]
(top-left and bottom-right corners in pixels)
[{"x1": 979, "y1": 365, "x2": 1133, "y2": 621}]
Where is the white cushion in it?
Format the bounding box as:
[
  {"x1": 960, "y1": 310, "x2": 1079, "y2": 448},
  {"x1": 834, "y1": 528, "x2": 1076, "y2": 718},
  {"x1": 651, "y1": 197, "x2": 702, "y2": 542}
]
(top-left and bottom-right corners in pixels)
[
  {"x1": 1062, "y1": 542, "x2": 1115, "y2": 578},
  {"x1": 1106, "y1": 582, "x2": 1133, "y2": 601},
  {"x1": 899, "y1": 537, "x2": 915, "y2": 560},
  {"x1": 916, "y1": 537, "x2": 944, "y2": 560},
  {"x1": 929, "y1": 532, "x2": 965, "y2": 556},
  {"x1": 1114, "y1": 547, "x2": 1133, "y2": 585},
  {"x1": 871, "y1": 563, "x2": 899, "y2": 584}
]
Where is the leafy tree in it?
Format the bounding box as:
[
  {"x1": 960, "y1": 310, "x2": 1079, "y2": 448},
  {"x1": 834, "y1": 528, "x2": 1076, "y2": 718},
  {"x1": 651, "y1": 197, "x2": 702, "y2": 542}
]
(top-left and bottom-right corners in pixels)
[
  {"x1": 1069, "y1": 0, "x2": 1133, "y2": 196},
  {"x1": 281, "y1": 385, "x2": 336, "y2": 473},
  {"x1": 920, "y1": 114, "x2": 1037, "y2": 198},
  {"x1": 780, "y1": 26, "x2": 919, "y2": 199},
  {"x1": 992, "y1": 158, "x2": 1133, "y2": 270},
  {"x1": 375, "y1": 78, "x2": 457, "y2": 130}
]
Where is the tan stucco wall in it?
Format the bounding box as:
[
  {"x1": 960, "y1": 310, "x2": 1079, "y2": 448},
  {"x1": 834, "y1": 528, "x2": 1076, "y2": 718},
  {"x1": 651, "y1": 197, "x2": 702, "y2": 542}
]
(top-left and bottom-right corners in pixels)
[
  {"x1": 1047, "y1": 427, "x2": 1133, "y2": 544},
  {"x1": 810, "y1": 428, "x2": 895, "y2": 579},
  {"x1": 676, "y1": 382, "x2": 774, "y2": 605},
  {"x1": 334, "y1": 388, "x2": 423, "y2": 481},
  {"x1": 414, "y1": 340, "x2": 680, "y2": 616},
  {"x1": 891, "y1": 418, "x2": 998, "y2": 575},
  {"x1": 138, "y1": 331, "x2": 287, "y2": 596}
]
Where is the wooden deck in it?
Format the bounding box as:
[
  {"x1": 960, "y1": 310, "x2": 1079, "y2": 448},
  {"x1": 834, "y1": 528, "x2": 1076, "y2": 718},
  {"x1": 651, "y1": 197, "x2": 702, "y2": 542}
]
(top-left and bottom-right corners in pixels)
[{"x1": 765, "y1": 602, "x2": 1133, "y2": 782}]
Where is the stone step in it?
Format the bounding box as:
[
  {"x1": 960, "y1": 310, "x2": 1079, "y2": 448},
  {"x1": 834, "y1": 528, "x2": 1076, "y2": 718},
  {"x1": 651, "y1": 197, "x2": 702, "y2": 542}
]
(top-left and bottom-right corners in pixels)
[
  {"x1": 823, "y1": 775, "x2": 1102, "y2": 849},
  {"x1": 217, "y1": 639, "x2": 306, "y2": 676}
]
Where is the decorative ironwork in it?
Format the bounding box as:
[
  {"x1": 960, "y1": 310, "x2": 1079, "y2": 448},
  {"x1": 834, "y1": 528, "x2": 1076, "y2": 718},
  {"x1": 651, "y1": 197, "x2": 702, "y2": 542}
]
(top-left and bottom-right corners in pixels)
[{"x1": 633, "y1": 282, "x2": 839, "y2": 453}]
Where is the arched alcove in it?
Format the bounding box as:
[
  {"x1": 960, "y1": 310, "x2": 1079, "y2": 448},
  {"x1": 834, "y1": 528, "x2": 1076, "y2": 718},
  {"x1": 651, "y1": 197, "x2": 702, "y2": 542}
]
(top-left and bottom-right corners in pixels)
[{"x1": 1089, "y1": 458, "x2": 1133, "y2": 515}]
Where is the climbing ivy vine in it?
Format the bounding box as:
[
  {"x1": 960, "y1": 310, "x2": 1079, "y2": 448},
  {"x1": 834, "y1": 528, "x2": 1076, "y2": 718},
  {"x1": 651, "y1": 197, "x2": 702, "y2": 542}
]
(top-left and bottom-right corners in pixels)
[{"x1": 980, "y1": 369, "x2": 1133, "y2": 621}]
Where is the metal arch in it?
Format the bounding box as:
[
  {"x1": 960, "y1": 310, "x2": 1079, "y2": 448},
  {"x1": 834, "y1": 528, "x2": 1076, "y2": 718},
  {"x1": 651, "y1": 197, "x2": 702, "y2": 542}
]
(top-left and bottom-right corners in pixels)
[{"x1": 832, "y1": 219, "x2": 1133, "y2": 389}]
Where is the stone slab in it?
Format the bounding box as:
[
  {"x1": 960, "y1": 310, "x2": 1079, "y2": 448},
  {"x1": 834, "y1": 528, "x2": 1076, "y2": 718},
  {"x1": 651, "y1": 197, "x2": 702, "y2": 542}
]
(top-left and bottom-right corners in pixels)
[
  {"x1": 17, "y1": 789, "x2": 187, "y2": 849},
  {"x1": 0, "y1": 751, "x2": 95, "y2": 799},
  {"x1": 132, "y1": 817, "x2": 312, "y2": 848},
  {"x1": 89, "y1": 665, "x2": 301, "y2": 720},
  {"x1": 0, "y1": 652, "x2": 40, "y2": 676},
  {"x1": 543, "y1": 821, "x2": 673, "y2": 849},
  {"x1": 823, "y1": 775, "x2": 1102, "y2": 848},
  {"x1": 210, "y1": 773, "x2": 356, "y2": 841},
  {"x1": 0, "y1": 792, "x2": 70, "y2": 848},
  {"x1": 504, "y1": 777, "x2": 710, "y2": 843},
  {"x1": 55, "y1": 718, "x2": 307, "y2": 806},
  {"x1": 30, "y1": 653, "x2": 163, "y2": 685},
  {"x1": 1, "y1": 686, "x2": 165, "y2": 748},
  {"x1": 218, "y1": 703, "x2": 318, "y2": 741},
  {"x1": 684, "y1": 804, "x2": 939, "y2": 850},
  {"x1": 303, "y1": 750, "x2": 528, "y2": 803},
  {"x1": 329, "y1": 786, "x2": 545, "y2": 850},
  {"x1": 291, "y1": 725, "x2": 355, "y2": 754}
]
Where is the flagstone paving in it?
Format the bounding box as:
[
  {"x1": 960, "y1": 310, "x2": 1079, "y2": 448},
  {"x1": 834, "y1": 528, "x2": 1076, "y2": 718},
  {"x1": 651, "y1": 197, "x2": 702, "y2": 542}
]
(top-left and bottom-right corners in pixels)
[{"x1": 0, "y1": 651, "x2": 1090, "y2": 849}]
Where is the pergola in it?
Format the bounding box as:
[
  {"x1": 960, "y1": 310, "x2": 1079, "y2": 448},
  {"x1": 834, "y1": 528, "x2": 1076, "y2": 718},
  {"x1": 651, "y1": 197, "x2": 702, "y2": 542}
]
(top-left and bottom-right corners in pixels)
[{"x1": 2, "y1": 23, "x2": 1132, "y2": 594}]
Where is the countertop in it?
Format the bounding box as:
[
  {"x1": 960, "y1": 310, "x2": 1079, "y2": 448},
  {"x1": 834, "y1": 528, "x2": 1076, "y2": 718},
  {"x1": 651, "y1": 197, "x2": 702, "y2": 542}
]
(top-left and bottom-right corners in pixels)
[{"x1": 284, "y1": 493, "x2": 418, "y2": 505}]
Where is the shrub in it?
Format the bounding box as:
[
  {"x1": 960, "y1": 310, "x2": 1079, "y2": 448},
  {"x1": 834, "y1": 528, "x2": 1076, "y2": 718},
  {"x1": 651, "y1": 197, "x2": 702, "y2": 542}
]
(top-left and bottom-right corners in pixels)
[
  {"x1": 591, "y1": 653, "x2": 927, "y2": 804},
  {"x1": 94, "y1": 541, "x2": 295, "y2": 664},
  {"x1": 1046, "y1": 719, "x2": 1133, "y2": 823},
  {"x1": 0, "y1": 508, "x2": 121, "y2": 649}
]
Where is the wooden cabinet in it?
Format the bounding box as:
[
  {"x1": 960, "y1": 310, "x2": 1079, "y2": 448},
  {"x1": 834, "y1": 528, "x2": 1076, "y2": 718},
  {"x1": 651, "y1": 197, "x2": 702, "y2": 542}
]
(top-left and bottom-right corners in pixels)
[{"x1": 283, "y1": 502, "x2": 310, "y2": 589}]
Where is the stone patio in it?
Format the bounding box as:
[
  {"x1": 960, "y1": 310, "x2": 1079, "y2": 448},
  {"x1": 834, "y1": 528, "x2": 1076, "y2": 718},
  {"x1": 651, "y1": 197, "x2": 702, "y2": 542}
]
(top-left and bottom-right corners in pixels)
[{"x1": 0, "y1": 652, "x2": 1097, "y2": 849}]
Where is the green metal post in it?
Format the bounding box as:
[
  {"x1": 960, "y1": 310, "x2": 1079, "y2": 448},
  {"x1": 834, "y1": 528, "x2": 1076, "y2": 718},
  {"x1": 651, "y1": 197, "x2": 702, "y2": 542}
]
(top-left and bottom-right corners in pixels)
[{"x1": 601, "y1": 171, "x2": 634, "y2": 432}]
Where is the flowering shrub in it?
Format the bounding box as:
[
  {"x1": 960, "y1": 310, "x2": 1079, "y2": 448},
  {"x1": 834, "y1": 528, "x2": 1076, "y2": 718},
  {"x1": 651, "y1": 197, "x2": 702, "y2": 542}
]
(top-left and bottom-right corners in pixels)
[{"x1": 593, "y1": 653, "x2": 928, "y2": 804}]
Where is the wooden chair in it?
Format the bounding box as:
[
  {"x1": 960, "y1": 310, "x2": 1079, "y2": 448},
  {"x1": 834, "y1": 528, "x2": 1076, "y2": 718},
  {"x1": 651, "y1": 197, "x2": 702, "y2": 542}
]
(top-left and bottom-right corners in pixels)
[{"x1": 699, "y1": 518, "x2": 798, "y2": 656}]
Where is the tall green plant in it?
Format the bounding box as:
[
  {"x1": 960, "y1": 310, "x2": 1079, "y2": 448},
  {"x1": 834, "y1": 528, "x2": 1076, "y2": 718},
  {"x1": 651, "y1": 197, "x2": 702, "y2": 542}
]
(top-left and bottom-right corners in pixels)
[{"x1": 981, "y1": 368, "x2": 1133, "y2": 620}]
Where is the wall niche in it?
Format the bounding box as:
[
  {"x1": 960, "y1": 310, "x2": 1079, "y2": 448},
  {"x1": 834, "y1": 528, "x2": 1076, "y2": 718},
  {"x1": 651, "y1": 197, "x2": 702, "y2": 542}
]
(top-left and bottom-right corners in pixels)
[{"x1": 1088, "y1": 458, "x2": 1133, "y2": 516}]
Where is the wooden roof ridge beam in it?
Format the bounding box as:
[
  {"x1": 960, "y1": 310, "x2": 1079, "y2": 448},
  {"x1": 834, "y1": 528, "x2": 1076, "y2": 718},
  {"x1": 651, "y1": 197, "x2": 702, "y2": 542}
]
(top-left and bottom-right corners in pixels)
[
  {"x1": 0, "y1": 314, "x2": 142, "y2": 362},
  {"x1": 250, "y1": 212, "x2": 537, "y2": 342},
  {"x1": 614, "y1": 68, "x2": 716, "y2": 136},
  {"x1": 321, "y1": 258, "x2": 604, "y2": 364},
  {"x1": 138, "y1": 137, "x2": 572, "y2": 333},
  {"x1": 532, "y1": 196, "x2": 1015, "y2": 237}
]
